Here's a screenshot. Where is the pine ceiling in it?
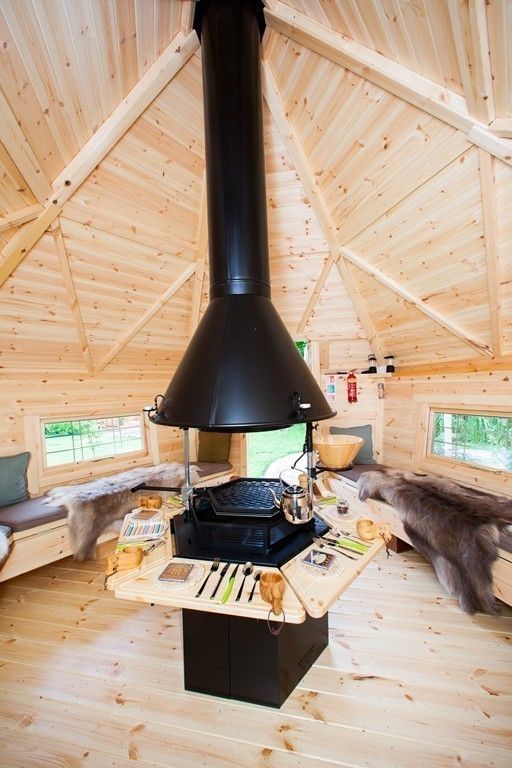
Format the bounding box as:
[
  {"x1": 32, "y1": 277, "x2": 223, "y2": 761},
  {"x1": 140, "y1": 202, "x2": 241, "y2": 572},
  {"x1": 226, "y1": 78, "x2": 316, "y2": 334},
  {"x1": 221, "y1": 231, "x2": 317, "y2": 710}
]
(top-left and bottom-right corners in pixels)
[{"x1": 0, "y1": 0, "x2": 511, "y2": 374}]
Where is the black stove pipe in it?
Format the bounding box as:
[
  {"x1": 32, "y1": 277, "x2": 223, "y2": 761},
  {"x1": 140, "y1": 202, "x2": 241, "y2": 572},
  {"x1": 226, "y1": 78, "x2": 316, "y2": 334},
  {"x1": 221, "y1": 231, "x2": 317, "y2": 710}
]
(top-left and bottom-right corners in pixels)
[{"x1": 148, "y1": 0, "x2": 335, "y2": 431}]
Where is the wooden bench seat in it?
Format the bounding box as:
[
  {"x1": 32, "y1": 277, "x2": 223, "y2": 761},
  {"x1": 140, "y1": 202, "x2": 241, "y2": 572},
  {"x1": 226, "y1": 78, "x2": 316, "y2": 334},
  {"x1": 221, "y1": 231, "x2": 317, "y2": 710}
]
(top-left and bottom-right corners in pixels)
[
  {"x1": 327, "y1": 464, "x2": 512, "y2": 608},
  {"x1": 0, "y1": 461, "x2": 234, "y2": 583}
]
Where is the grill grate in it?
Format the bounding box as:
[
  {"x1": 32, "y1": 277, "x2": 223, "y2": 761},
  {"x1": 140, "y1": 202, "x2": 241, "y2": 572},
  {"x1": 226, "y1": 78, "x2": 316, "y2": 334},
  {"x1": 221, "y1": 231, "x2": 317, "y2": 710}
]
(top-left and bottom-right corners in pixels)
[{"x1": 207, "y1": 478, "x2": 281, "y2": 517}]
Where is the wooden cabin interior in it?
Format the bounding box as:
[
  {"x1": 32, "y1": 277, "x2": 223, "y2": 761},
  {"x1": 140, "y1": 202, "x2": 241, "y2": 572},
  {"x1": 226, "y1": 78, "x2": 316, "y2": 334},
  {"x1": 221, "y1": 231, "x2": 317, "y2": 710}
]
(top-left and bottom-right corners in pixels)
[{"x1": 0, "y1": 0, "x2": 511, "y2": 765}]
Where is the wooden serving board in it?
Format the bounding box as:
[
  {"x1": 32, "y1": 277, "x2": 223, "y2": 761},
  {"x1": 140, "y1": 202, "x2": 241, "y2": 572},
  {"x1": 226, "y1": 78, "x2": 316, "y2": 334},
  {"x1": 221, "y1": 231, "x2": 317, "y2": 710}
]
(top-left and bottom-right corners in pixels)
[
  {"x1": 113, "y1": 557, "x2": 306, "y2": 624},
  {"x1": 281, "y1": 538, "x2": 384, "y2": 619}
]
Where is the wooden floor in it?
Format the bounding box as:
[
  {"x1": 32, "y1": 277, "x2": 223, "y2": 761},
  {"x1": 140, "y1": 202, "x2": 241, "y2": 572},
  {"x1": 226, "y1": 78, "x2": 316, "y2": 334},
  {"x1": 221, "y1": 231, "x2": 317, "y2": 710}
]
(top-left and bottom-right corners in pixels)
[{"x1": 0, "y1": 550, "x2": 511, "y2": 768}]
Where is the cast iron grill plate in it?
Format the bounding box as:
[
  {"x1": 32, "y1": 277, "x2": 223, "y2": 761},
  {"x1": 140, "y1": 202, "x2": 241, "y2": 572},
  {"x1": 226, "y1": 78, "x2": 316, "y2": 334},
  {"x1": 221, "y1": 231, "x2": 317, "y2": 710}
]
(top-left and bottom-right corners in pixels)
[{"x1": 207, "y1": 478, "x2": 281, "y2": 517}]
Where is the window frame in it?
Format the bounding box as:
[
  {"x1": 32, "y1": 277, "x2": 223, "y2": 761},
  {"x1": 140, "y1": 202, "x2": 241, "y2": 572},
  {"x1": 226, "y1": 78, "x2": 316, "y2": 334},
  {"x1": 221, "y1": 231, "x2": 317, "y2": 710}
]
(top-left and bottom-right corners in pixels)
[
  {"x1": 24, "y1": 406, "x2": 160, "y2": 495},
  {"x1": 41, "y1": 413, "x2": 147, "y2": 471},
  {"x1": 413, "y1": 401, "x2": 512, "y2": 495}
]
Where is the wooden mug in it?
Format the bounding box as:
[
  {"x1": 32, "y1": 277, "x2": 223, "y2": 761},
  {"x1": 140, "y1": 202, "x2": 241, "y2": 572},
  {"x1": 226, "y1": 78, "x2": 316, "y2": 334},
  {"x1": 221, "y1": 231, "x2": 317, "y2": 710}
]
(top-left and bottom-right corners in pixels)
[
  {"x1": 260, "y1": 572, "x2": 285, "y2": 616},
  {"x1": 137, "y1": 494, "x2": 163, "y2": 510}
]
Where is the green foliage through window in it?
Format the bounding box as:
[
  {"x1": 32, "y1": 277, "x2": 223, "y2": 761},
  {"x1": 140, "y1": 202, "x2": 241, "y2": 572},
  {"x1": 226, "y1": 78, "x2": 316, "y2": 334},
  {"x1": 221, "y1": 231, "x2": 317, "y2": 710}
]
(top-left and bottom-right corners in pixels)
[
  {"x1": 431, "y1": 412, "x2": 512, "y2": 471},
  {"x1": 43, "y1": 415, "x2": 144, "y2": 467}
]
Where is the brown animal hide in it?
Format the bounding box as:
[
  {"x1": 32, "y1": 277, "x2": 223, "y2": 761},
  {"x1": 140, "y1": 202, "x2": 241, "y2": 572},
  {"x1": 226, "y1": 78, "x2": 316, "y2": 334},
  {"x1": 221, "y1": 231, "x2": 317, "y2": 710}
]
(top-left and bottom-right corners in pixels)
[
  {"x1": 357, "y1": 469, "x2": 512, "y2": 614},
  {"x1": 47, "y1": 462, "x2": 199, "y2": 560}
]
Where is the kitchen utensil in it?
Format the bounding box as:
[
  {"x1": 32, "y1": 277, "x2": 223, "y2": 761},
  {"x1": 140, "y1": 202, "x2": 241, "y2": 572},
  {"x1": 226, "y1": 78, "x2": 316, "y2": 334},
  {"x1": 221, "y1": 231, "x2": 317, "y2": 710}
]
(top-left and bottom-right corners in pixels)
[
  {"x1": 259, "y1": 572, "x2": 285, "y2": 615},
  {"x1": 248, "y1": 570, "x2": 261, "y2": 602},
  {"x1": 221, "y1": 563, "x2": 240, "y2": 603},
  {"x1": 269, "y1": 467, "x2": 314, "y2": 525},
  {"x1": 316, "y1": 537, "x2": 358, "y2": 560},
  {"x1": 210, "y1": 561, "x2": 230, "y2": 599},
  {"x1": 195, "y1": 557, "x2": 220, "y2": 598},
  {"x1": 235, "y1": 562, "x2": 253, "y2": 601}
]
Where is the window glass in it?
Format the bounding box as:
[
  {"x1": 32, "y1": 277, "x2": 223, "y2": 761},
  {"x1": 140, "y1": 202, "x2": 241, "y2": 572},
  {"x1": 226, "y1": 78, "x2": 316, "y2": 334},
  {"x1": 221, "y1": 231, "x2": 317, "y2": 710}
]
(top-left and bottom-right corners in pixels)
[
  {"x1": 431, "y1": 412, "x2": 512, "y2": 472},
  {"x1": 42, "y1": 415, "x2": 144, "y2": 467}
]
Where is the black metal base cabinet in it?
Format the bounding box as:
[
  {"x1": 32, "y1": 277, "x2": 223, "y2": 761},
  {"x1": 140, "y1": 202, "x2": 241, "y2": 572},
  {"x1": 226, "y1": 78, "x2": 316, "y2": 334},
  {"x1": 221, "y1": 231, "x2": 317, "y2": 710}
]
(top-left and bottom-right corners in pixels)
[{"x1": 182, "y1": 609, "x2": 329, "y2": 708}]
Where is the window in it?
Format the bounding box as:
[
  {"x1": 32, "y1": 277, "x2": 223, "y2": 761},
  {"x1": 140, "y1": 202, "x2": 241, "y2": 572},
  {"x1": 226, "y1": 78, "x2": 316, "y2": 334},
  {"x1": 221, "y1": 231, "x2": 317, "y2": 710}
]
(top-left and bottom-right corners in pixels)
[
  {"x1": 430, "y1": 411, "x2": 512, "y2": 472},
  {"x1": 42, "y1": 414, "x2": 145, "y2": 468}
]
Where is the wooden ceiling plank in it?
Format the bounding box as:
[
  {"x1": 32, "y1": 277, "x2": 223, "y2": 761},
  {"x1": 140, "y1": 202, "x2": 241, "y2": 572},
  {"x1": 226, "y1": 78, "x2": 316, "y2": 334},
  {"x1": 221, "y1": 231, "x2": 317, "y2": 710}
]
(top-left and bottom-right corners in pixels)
[
  {"x1": 296, "y1": 253, "x2": 337, "y2": 334},
  {"x1": 0, "y1": 204, "x2": 42, "y2": 233},
  {"x1": 50, "y1": 220, "x2": 94, "y2": 374},
  {"x1": 264, "y1": 2, "x2": 512, "y2": 167},
  {"x1": 0, "y1": 29, "x2": 199, "y2": 291},
  {"x1": 0, "y1": 90, "x2": 53, "y2": 204},
  {"x1": 478, "y1": 149, "x2": 503, "y2": 357},
  {"x1": 262, "y1": 60, "x2": 385, "y2": 360},
  {"x1": 180, "y1": 1, "x2": 197, "y2": 33},
  {"x1": 97, "y1": 263, "x2": 196, "y2": 372},
  {"x1": 189, "y1": 171, "x2": 208, "y2": 339},
  {"x1": 447, "y1": 0, "x2": 495, "y2": 124},
  {"x1": 341, "y1": 246, "x2": 494, "y2": 358}
]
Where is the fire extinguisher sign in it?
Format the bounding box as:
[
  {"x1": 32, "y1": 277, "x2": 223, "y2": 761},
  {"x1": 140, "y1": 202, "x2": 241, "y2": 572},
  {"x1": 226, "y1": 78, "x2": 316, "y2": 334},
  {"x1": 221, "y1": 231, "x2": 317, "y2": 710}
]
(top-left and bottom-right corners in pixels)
[{"x1": 325, "y1": 374, "x2": 336, "y2": 403}]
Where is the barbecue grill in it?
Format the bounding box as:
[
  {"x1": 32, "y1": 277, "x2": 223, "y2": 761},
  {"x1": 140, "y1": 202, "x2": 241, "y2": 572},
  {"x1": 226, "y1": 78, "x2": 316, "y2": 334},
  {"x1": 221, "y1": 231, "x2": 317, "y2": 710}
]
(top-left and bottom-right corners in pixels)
[{"x1": 172, "y1": 477, "x2": 328, "y2": 566}]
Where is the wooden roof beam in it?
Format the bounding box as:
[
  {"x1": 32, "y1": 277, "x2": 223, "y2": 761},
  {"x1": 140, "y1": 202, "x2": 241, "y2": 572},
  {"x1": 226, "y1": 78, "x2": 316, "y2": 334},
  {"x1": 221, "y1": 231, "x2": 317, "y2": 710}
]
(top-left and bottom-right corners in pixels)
[
  {"x1": 0, "y1": 204, "x2": 42, "y2": 233},
  {"x1": 262, "y1": 61, "x2": 385, "y2": 361},
  {"x1": 0, "y1": 29, "x2": 199, "y2": 291},
  {"x1": 189, "y1": 171, "x2": 208, "y2": 339},
  {"x1": 97, "y1": 263, "x2": 196, "y2": 372},
  {"x1": 478, "y1": 149, "x2": 502, "y2": 357},
  {"x1": 448, "y1": 0, "x2": 495, "y2": 124},
  {"x1": 296, "y1": 253, "x2": 338, "y2": 335},
  {"x1": 340, "y1": 246, "x2": 494, "y2": 359},
  {"x1": 50, "y1": 220, "x2": 94, "y2": 374},
  {"x1": 264, "y1": 2, "x2": 512, "y2": 167}
]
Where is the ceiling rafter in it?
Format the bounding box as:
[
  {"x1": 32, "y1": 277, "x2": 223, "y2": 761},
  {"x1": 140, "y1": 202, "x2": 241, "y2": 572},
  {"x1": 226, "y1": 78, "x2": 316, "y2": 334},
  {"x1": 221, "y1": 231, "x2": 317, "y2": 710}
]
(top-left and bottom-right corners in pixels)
[
  {"x1": 0, "y1": 91, "x2": 53, "y2": 204},
  {"x1": 50, "y1": 219, "x2": 94, "y2": 374},
  {"x1": 478, "y1": 149, "x2": 502, "y2": 358},
  {"x1": 263, "y1": 2, "x2": 512, "y2": 168},
  {"x1": 447, "y1": 0, "x2": 495, "y2": 124},
  {"x1": 296, "y1": 252, "x2": 339, "y2": 335},
  {"x1": 0, "y1": 204, "x2": 42, "y2": 233},
  {"x1": 96, "y1": 262, "x2": 196, "y2": 373},
  {"x1": 0, "y1": 29, "x2": 200, "y2": 291},
  {"x1": 262, "y1": 60, "x2": 385, "y2": 360},
  {"x1": 189, "y1": 171, "x2": 208, "y2": 339},
  {"x1": 340, "y1": 246, "x2": 494, "y2": 359}
]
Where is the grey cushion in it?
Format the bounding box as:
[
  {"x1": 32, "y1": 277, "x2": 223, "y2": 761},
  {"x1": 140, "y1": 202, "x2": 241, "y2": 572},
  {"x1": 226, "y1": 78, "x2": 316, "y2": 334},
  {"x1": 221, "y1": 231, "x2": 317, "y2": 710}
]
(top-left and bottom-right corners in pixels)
[
  {"x1": 0, "y1": 452, "x2": 30, "y2": 507},
  {"x1": 329, "y1": 425, "x2": 376, "y2": 464},
  {"x1": 0, "y1": 496, "x2": 67, "y2": 532}
]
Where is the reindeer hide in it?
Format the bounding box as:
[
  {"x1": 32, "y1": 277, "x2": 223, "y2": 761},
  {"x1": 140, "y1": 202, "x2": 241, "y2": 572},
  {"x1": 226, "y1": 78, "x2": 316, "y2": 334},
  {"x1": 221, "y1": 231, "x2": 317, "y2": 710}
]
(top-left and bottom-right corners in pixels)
[
  {"x1": 47, "y1": 462, "x2": 198, "y2": 560},
  {"x1": 357, "y1": 469, "x2": 512, "y2": 614}
]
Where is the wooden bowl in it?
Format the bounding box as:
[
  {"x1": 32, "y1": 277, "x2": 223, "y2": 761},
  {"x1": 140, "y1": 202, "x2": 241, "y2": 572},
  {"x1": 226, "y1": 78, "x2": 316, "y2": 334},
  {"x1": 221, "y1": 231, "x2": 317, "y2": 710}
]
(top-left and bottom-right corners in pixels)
[{"x1": 314, "y1": 434, "x2": 365, "y2": 469}]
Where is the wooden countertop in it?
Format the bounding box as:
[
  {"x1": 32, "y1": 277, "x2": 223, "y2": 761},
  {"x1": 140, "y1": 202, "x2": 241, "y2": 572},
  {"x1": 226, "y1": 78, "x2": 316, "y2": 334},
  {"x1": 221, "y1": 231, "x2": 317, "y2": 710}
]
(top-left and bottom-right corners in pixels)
[{"x1": 108, "y1": 503, "x2": 385, "y2": 621}]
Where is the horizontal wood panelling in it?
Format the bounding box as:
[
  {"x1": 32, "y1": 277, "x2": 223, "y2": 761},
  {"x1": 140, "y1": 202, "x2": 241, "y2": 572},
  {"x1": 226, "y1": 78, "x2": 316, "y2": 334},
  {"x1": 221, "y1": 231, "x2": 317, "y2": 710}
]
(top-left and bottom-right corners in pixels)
[
  {"x1": 383, "y1": 371, "x2": 512, "y2": 485},
  {"x1": 495, "y1": 160, "x2": 512, "y2": 353},
  {"x1": 0, "y1": 370, "x2": 184, "y2": 491}
]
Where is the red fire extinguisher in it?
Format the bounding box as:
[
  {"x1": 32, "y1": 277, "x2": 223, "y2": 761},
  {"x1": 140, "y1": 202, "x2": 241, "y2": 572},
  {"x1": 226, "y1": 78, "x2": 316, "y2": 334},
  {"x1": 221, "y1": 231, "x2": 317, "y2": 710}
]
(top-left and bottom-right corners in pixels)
[{"x1": 347, "y1": 371, "x2": 358, "y2": 403}]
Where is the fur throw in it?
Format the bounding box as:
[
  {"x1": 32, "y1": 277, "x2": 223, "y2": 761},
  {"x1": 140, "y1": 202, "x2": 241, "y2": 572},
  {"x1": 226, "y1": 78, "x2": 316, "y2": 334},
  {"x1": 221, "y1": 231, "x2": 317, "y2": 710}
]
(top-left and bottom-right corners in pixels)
[
  {"x1": 0, "y1": 528, "x2": 10, "y2": 565},
  {"x1": 48, "y1": 462, "x2": 199, "y2": 561},
  {"x1": 357, "y1": 469, "x2": 512, "y2": 614}
]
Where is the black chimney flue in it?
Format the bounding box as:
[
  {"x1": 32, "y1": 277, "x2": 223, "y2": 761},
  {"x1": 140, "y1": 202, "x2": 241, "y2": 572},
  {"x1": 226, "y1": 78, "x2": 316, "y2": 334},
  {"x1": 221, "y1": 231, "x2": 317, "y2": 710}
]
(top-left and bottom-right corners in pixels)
[{"x1": 150, "y1": 0, "x2": 335, "y2": 432}]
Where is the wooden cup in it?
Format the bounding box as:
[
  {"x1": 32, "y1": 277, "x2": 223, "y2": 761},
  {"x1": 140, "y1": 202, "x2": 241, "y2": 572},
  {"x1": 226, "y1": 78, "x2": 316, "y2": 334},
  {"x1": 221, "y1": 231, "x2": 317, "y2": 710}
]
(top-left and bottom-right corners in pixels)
[{"x1": 260, "y1": 572, "x2": 285, "y2": 616}]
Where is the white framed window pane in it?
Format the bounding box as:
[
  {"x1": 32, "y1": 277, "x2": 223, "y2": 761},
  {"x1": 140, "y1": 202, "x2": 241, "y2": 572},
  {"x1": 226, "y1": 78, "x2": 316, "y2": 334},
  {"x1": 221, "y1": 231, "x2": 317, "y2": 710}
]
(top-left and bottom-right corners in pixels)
[
  {"x1": 431, "y1": 412, "x2": 512, "y2": 472},
  {"x1": 42, "y1": 415, "x2": 145, "y2": 468}
]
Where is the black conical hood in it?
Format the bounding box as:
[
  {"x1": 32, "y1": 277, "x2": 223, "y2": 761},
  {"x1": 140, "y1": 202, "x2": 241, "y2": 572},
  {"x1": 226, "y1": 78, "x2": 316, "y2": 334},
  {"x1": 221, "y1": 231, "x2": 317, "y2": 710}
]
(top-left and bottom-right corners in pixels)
[{"x1": 150, "y1": 0, "x2": 335, "y2": 431}]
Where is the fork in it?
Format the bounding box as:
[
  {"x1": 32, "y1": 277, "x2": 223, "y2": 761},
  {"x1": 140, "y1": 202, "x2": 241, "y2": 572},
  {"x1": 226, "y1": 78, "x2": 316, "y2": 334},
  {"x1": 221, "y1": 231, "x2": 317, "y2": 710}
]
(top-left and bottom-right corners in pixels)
[{"x1": 195, "y1": 557, "x2": 220, "y2": 597}]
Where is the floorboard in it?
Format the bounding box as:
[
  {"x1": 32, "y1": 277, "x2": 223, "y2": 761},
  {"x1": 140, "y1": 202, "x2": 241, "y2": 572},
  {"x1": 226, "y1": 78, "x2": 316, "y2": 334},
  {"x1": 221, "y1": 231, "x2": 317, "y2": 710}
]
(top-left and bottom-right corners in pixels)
[{"x1": 0, "y1": 550, "x2": 511, "y2": 767}]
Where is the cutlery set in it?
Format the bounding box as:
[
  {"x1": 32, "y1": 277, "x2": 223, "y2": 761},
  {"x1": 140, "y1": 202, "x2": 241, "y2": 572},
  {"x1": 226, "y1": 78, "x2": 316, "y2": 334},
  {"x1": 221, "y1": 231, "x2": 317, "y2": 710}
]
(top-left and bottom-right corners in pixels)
[{"x1": 195, "y1": 559, "x2": 261, "y2": 603}]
